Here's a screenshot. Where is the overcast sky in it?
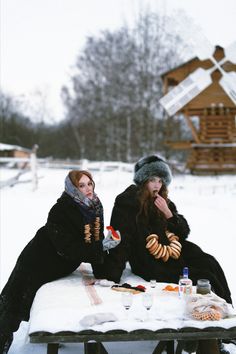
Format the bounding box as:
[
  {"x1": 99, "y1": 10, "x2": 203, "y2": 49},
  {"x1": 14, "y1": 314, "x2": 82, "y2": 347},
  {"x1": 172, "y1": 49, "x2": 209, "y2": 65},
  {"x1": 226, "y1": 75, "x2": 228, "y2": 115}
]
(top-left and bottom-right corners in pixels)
[{"x1": 1, "y1": 0, "x2": 236, "y2": 122}]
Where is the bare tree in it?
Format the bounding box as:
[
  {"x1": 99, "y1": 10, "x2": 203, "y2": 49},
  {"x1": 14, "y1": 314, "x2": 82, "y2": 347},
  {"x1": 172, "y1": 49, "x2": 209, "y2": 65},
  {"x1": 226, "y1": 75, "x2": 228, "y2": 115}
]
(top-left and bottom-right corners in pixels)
[{"x1": 62, "y1": 11, "x2": 188, "y2": 161}]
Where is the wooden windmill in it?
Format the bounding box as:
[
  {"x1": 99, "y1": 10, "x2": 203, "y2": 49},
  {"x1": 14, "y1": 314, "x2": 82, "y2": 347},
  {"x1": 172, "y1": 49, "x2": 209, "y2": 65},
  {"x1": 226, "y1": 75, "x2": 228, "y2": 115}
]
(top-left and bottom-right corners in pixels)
[{"x1": 160, "y1": 42, "x2": 236, "y2": 174}]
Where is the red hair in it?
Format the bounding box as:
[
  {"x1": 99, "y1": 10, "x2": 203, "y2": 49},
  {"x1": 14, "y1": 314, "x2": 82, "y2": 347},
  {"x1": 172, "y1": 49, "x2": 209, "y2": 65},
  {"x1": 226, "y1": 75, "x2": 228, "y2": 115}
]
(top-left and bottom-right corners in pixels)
[{"x1": 69, "y1": 170, "x2": 95, "y2": 188}]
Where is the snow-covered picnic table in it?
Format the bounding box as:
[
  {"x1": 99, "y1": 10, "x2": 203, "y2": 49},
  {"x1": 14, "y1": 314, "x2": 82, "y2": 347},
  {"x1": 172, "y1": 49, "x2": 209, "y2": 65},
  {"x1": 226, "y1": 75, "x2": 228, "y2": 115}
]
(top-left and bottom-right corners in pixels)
[{"x1": 29, "y1": 263, "x2": 236, "y2": 354}]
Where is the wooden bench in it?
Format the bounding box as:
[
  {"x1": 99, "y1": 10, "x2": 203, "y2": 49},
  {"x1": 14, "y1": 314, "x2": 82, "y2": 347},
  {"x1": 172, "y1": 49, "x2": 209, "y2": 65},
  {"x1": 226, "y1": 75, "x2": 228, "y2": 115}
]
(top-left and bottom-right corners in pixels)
[{"x1": 30, "y1": 326, "x2": 236, "y2": 354}]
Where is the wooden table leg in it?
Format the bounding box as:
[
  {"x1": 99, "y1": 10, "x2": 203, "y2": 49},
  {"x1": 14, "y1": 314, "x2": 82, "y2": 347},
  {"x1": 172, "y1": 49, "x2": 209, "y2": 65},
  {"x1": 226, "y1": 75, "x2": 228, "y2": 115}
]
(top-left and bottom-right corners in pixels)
[
  {"x1": 47, "y1": 343, "x2": 59, "y2": 354},
  {"x1": 84, "y1": 342, "x2": 108, "y2": 354},
  {"x1": 197, "y1": 340, "x2": 220, "y2": 354},
  {"x1": 166, "y1": 341, "x2": 175, "y2": 354},
  {"x1": 176, "y1": 341, "x2": 183, "y2": 354},
  {"x1": 152, "y1": 341, "x2": 169, "y2": 354},
  {"x1": 177, "y1": 340, "x2": 199, "y2": 354}
]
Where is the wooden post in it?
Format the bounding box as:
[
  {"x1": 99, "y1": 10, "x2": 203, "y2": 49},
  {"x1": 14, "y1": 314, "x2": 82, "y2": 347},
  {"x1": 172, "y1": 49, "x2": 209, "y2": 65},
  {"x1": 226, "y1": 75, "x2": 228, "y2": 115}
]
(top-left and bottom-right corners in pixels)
[
  {"x1": 30, "y1": 144, "x2": 38, "y2": 191},
  {"x1": 184, "y1": 112, "x2": 201, "y2": 144},
  {"x1": 152, "y1": 341, "x2": 174, "y2": 354},
  {"x1": 84, "y1": 342, "x2": 108, "y2": 354},
  {"x1": 47, "y1": 343, "x2": 59, "y2": 354}
]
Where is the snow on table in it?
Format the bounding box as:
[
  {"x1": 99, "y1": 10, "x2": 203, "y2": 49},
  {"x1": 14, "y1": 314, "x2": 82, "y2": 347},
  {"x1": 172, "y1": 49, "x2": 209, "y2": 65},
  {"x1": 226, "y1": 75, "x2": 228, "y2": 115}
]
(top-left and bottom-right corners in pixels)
[{"x1": 29, "y1": 263, "x2": 236, "y2": 335}]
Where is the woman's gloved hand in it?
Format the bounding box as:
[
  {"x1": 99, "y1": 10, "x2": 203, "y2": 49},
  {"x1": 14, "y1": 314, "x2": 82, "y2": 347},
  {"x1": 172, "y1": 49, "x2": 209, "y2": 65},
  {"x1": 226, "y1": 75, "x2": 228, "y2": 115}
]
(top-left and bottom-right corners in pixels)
[{"x1": 102, "y1": 226, "x2": 121, "y2": 251}]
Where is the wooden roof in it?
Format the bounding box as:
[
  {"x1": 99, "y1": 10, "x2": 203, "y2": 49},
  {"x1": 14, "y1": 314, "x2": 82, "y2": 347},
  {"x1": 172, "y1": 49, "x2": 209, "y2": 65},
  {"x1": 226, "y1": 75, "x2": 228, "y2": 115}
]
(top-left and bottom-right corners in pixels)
[
  {"x1": 0, "y1": 142, "x2": 31, "y2": 153},
  {"x1": 161, "y1": 45, "x2": 224, "y2": 77}
]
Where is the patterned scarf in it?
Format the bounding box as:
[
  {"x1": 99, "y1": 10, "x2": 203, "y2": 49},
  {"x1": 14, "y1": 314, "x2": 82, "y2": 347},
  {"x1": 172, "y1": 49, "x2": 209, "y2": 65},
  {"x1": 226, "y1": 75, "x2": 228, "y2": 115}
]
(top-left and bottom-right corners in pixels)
[{"x1": 64, "y1": 174, "x2": 104, "y2": 225}]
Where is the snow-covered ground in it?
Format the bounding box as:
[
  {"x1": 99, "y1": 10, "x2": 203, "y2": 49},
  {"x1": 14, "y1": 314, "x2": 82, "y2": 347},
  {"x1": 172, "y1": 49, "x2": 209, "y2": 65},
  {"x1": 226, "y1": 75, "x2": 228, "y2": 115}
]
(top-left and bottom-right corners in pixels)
[{"x1": 0, "y1": 166, "x2": 236, "y2": 354}]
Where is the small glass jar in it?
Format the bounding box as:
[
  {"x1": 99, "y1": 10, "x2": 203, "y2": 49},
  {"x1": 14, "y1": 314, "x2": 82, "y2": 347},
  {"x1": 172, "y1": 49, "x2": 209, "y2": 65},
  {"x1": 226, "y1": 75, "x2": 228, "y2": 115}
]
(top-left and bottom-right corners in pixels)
[{"x1": 196, "y1": 279, "x2": 211, "y2": 295}]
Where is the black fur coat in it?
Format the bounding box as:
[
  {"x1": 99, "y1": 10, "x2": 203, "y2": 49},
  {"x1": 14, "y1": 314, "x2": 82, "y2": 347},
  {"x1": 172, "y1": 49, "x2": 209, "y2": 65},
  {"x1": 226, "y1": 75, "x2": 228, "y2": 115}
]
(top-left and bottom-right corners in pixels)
[
  {"x1": 0, "y1": 192, "x2": 104, "y2": 335},
  {"x1": 104, "y1": 185, "x2": 232, "y2": 303}
]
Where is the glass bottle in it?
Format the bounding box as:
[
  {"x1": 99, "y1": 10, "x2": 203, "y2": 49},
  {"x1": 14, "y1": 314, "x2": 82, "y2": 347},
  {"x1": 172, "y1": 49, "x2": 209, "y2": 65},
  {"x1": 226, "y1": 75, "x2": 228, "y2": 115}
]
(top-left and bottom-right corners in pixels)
[{"x1": 178, "y1": 267, "x2": 193, "y2": 298}]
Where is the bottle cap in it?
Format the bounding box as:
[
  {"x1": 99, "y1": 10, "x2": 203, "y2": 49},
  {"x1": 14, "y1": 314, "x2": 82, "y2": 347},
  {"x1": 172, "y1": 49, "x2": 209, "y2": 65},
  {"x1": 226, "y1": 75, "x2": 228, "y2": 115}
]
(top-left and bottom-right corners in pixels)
[
  {"x1": 197, "y1": 279, "x2": 210, "y2": 286},
  {"x1": 183, "y1": 267, "x2": 189, "y2": 277}
]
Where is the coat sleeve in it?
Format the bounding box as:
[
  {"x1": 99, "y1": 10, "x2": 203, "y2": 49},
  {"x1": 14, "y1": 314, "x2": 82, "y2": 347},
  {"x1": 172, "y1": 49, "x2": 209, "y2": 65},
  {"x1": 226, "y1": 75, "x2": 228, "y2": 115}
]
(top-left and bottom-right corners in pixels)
[
  {"x1": 96, "y1": 197, "x2": 132, "y2": 283},
  {"x1": 166, "y1": 200, "x2": 190, "y2": 242},
  {"x1": 45, "y1": 201, "x2": 103, "y2": 263}
]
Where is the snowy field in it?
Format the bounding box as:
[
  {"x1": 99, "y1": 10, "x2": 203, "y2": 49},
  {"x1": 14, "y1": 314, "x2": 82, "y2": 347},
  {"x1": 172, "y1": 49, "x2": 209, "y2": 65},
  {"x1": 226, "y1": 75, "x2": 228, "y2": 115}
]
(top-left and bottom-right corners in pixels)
[{"x1": 0, "y1": 166, "x2": 236, "y2": 354}]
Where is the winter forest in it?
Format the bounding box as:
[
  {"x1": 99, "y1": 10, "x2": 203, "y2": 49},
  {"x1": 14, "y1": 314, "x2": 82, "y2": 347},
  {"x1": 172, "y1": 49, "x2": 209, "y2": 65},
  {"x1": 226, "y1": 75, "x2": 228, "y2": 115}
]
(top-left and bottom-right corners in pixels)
[{"x1": 1, "y1": 11, "x2": 191, "y2": 162}]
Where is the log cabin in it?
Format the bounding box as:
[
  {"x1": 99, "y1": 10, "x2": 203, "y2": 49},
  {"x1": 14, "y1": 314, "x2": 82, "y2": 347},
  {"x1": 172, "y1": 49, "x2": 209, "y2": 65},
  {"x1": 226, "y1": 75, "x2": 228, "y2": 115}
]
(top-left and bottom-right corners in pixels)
[{"x1": 161, "y1": 46, "x2": 236, "y2": 174}]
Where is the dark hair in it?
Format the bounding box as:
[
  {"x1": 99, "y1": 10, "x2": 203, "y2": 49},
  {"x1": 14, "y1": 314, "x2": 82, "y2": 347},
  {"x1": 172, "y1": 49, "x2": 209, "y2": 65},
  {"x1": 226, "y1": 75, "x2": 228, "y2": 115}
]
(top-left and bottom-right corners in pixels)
[
  {"x1": 69, "y1": 170, "x2": 95, "y2": 189},
  {"x1": 137, "y1": 181, "x2": 168, "y2": 224}
]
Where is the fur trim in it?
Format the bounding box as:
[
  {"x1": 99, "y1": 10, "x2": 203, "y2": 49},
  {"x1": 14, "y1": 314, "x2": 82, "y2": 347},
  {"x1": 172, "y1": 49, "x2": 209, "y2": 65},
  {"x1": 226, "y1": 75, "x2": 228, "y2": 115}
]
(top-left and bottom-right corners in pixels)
[{"x1": 134, "y1": 155, "x2": 172, "y2": 186}]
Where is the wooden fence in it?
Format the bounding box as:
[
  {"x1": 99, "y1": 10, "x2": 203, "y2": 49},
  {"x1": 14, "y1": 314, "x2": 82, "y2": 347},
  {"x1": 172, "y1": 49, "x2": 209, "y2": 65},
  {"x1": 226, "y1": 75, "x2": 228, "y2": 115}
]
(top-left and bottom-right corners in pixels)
[{"x1": 0, "y1": 157, "x2": 134, "y2": 190}]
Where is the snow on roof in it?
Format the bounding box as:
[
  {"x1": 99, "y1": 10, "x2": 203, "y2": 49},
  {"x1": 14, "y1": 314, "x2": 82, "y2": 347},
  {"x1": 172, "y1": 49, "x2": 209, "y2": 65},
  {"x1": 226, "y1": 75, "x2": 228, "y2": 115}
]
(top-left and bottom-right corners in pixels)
[
  {"x1": 160, "y1": 45, "x2": 224, "y2": 78},
  {"x1": 0, "y1": 142, "x2": 31, "y2": 152}
]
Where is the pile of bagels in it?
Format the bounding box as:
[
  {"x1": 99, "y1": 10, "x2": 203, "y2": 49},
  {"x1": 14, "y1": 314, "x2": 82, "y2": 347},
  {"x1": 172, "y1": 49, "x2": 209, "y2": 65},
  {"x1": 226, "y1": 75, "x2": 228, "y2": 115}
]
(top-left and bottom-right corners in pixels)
[
  {"x1": 146, "y1": 230, "x2": 182, "y2": 262},
  {"x1": 192, "y1": 309, "x2": 222, "y2": 321}
]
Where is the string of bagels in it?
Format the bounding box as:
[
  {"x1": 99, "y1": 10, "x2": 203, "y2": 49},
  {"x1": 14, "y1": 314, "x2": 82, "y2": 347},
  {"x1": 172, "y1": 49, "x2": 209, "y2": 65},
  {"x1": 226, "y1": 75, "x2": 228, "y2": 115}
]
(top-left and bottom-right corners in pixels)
[
  {"x1": 84, "y1": 217, "x2": 100, "y2": 243},
  {"x1": 146, "y1": 231, "x2": 182, "y2": 262}
]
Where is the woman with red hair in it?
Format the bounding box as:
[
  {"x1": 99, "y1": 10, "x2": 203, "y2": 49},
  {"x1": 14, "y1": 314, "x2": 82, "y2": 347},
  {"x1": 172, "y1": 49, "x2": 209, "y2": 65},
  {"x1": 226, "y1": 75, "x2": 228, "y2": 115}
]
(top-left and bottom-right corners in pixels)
[{"x1": 0, "y1": 170, "x2": 119, "y2": 354}]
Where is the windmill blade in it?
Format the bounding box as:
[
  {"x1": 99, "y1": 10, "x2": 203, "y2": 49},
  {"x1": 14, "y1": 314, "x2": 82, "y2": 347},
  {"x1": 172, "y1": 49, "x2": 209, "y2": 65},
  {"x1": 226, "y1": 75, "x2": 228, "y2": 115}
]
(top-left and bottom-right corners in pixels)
[
  {"x1": 177, "y1": 20, "x2": 215, "y2": 61},
  {"x1": 159, "y1": 68, "x2": 212, "y2": 116},
  {"x1": 224, "y1": 41, "x2": 236, "y2": 64},
  {"x1": 190, "y1": 32, "x2": 215, "y2": 61},
  {"x1": 219, "y1": 72, "x2": 236, "y2": 105}
]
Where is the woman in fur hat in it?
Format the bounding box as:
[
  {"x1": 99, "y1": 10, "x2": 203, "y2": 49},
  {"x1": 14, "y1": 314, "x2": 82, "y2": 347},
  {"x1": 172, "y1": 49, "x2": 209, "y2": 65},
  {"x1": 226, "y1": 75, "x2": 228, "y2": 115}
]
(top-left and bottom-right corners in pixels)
[
  {"x1": 0, "y1": 170, "x2": 120, "y2": 354},
  {"x1": 103, "y1": 155, "x2": 232, "y2": 354},
  {"x1": 104, "y1": 155, "x2": 232, "y2": 304}
]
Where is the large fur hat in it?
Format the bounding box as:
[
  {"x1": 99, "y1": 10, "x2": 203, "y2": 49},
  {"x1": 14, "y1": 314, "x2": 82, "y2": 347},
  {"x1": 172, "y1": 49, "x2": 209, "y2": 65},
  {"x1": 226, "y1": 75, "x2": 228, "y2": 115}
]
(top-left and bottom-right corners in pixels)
[{"x1": 134, "y1": 155, "x2": 172, "y2": 186}]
